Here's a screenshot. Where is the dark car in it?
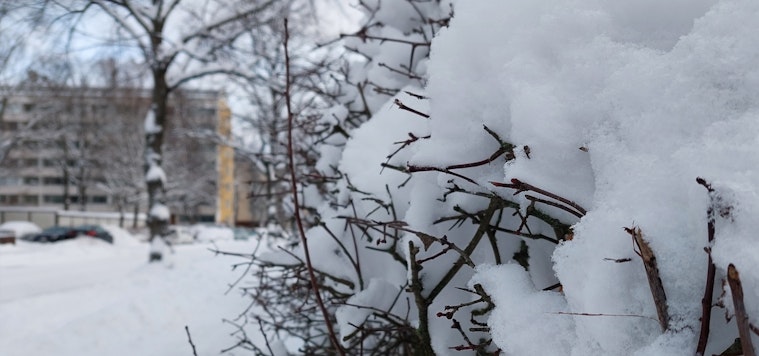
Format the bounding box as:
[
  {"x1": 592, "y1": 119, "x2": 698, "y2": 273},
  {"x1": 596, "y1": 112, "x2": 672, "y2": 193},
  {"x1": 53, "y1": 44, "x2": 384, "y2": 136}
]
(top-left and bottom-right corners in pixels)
[
  {"x1": 24, "y1": 226, "x2": 78, "y2": 243},
  {"x1": 0, "y1": 229, "x2": 14, "y2": 245},
  {"x1": 75, "y1": 225, "x2": 113, "y2": 243}
]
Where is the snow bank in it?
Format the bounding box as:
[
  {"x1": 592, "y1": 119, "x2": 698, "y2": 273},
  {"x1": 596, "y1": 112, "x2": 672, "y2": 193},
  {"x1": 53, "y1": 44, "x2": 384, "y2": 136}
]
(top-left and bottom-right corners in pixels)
[
  {"x1": 0, "y1": 239, "x2": 263, "y2": 356},
  {"x1": 193, "y1": 224, "x2": 233, "y2": 242},
  {"x1": 0, "y1": 221, "x2": 41, "y2": 238},
  {"x1": 101, "y1": 225, "x2": 142, "y2": 246}
]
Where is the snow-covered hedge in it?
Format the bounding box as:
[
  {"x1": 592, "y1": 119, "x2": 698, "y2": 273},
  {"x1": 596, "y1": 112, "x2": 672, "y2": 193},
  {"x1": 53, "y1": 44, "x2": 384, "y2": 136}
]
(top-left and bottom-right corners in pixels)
[{"x1": 249, "y1": 1, "x2": 759, "y2": 355}]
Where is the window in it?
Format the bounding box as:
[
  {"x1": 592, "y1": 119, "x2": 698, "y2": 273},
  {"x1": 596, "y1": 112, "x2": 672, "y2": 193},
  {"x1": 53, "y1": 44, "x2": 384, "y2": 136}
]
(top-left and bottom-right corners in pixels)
[
  {"x1": 0, "y1": 122, "x2": 18, "y2": 130},
  {"x1": 42, "y1": 159, "x2": 58, "y2": 167},
  {"x1": 23, "y1": 141, "x2": 39, "y2": 150},
  {"x1": 43, "y1": 195, "x2": 64, "y2": 203},
  {"x1": 43, "y1": 177, "x2": 65, "y2": 185},
  {"x1": 23, "y1": 103, "x2": 34, "y2": 112},
  {"x1": 91, "y1": 196, "x2": 108, "y2": 204},
  {"x1": 23, "y1": 195, "x2": 39, "y2": 204},
  {"x1": 23, "y1": 176, "x2": 39, "y2": 185},
  {"x1": 23, "y1": 158, "x2": 37, "y2": 167},
  {"x1": 0, "y1": 177, "x2": 22, "y2": 186},
  {"x1": 2, "y1": 159, "x2": 15, "y2": 167},
  {"x1": 196, "y1": 107, "x2": 216, "y2": 117},
  {"x1": 6, "y1": 103, "x2": 23, "y2": 114},
  {"x1": 2, "y1": 195, "x2": 20, "y2": 205}
]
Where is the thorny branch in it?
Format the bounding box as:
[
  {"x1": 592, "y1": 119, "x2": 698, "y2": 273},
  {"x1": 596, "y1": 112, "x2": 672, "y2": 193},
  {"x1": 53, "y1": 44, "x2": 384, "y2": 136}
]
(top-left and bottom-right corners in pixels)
[
  {"x1": 696, "y1": 177, "x2": 718, "y2": 355},
  {"x1": 284, "y1": 19, "x2": 344, "y2": 356}
]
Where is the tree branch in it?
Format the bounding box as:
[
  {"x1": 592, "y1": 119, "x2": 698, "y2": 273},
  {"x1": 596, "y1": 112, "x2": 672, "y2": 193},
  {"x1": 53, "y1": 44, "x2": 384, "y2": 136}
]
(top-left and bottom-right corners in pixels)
[
  {"x1": 728, "y1": 264, "x2": 756, "y2": 356},
  {"x1": 284, "y1": 18, "x2": 344, "y2": 356}
]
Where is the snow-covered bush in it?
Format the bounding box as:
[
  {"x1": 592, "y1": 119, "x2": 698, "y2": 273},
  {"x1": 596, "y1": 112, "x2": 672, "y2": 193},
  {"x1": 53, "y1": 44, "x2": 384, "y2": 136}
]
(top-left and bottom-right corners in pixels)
[{"x1": 241, "y1": 0, "x2": 759, "y2": 355}]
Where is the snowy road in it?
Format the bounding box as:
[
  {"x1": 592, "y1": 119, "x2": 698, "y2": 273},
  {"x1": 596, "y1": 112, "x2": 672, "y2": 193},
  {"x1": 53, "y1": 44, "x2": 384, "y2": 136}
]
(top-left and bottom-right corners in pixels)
[{"x1": 0, "y1": 234, "x2": 260, "y2": 356}]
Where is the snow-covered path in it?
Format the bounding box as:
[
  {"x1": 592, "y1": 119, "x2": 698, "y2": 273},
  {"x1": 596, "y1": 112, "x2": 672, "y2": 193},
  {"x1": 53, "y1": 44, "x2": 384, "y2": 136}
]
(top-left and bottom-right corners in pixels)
[{"x1": 0, "y1": 236, "x2": 258, "y2": 356}]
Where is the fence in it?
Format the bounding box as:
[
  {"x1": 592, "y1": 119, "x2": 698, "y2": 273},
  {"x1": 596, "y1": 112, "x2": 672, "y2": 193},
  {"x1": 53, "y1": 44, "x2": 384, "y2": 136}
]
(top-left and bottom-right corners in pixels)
[{"x1": 0, "y1": 207, "x2": 146, "y2": 229}]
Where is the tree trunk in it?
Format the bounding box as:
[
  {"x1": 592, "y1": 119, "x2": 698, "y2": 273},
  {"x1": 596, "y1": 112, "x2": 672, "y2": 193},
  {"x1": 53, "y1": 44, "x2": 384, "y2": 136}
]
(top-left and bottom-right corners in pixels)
[
  {"x1": 63, "y1": 165, "x2": 70, "y2": 211},
  {"x1": 78, "y1": 181, "x2": 87, "y2": 211},
  {"x1": 117, "y1": 197, "x2": 125, "y2": 228},
  {"x1": 146, "y1": 67, "x2": 170, "y2": 262},
  {"x1": 132, "y1": 201, "x2": 139, "y2": 229}
]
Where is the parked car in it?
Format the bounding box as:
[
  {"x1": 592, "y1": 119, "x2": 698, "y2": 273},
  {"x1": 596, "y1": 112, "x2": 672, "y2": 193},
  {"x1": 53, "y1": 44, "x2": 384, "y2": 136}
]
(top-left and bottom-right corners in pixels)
[
  {"x1": 0, "y1": 221, "x2": 42, "y2": 244},
  {"x1": 24, "y1": 226, "x2": 78, "y2": 243},
  {"x1": 0, "y1": 228, "x2": 14, "y2": 245},
  {"x1": 75, "y1": 225, "x2": 114, "y2": 244}
]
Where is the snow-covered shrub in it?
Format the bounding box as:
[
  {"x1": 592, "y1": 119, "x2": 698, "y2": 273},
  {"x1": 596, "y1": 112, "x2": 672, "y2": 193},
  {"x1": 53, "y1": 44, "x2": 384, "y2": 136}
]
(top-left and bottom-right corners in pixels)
[{"x1": 241, "y1": 0, "x2": 759, "y2": 355}]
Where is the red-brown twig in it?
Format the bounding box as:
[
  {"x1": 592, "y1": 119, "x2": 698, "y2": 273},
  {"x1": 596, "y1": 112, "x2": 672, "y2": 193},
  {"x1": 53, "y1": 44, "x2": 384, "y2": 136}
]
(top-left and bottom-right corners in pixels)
[
  {"x1": 393, "y1": 98, "x2": 430, "y2": 118},
  {"x1": 552, "y1": 311, "x2": 658, "y2": 322},
  {"x1": 728, "y1": 264, "x2": 756, "y2": 356},
  {"x1": 284, "y1": 19, "x2": 344, "y2": 355},
  {"x1": 696, "y1": 177, "x2": 717, "y2": 355},
  {"x1": 407, "y1": 164, "x2": 478, "y2": 184},
  {"x1": 491, "y1": 178, "x2": 587, "y2": 217},
  {"x1": 626, "y1": 226, "x2": 670, "y2": 332}
]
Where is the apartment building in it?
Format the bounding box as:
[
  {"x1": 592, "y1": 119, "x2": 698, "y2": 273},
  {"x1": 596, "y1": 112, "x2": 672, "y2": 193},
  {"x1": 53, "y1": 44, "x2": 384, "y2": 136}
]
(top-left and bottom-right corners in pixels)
[{"x1": 0, "y1": 86, "x2": 229, "y2": 224}]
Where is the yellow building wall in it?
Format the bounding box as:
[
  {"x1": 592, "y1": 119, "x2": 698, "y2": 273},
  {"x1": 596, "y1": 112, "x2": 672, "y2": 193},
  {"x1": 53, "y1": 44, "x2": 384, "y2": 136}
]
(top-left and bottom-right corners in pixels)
[{"x1": 216, "y1": 98, "x2": 235, "y2": 226}]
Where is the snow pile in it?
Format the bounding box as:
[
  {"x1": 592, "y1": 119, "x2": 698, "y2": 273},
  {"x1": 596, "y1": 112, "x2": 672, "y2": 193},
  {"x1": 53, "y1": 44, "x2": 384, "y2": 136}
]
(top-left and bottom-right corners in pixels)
[
  {"x1": 0, "y1": 237, "x2": 262, "y2": 356},
  {"x1": 254, "y1": 0, "x2": 759, "y2": 354},
  {"x1": 101, "y1": 224, "x2": 142, "y2": 246},
  {"x1": 0, "y1": 221, "x2": 41, "y2": 239},
  {"x1": 421, "y1": 0, "x2": 759, "y2": 354},
  {"x1": 193, "y1": 224, "x2": 234, "y2": 242}
]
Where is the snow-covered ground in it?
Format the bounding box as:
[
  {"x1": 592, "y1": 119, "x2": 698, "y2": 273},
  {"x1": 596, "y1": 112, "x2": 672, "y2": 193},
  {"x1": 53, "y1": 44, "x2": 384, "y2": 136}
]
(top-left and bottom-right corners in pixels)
[{"x1": 0, "y1": 226, "x2": 260, "y2": 356}]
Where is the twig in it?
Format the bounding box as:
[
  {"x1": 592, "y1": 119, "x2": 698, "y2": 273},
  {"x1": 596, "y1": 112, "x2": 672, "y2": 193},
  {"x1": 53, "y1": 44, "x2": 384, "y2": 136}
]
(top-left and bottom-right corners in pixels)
[
  {"x1": 696, "y1": 177, "x2": 718, "y2": 355},
  {"x1": 626, "y1": 226, "x2": 670, "y2": 332},
  {"x1": 407, "y1": 164, "x2": 478, "y2": 184},
  {"x1": 525, "y1": 194, "x2": 584, "y2": 219},
  {"x1": 728, "y1": 264, "x2": 756, "y2": 356},
  {"x1": 393, "y1": 98, "x2": 430, "y2": 118},
  {"x1": 284, "y1": 19, "x2": 344, "y2": 356},
  {"x1": 427, "y1": 199, "x2": 499, "y2": 302},
  {"x1": 224, "y1": 239, "x2": 263, "y2": 295},
  {"x1": 552, "y1": 311, "x2": 658, "y2": 322},
  {"x1": 258, "y1": 319, "x2": 275, "y2": 356},
  {"x1": 185, "y1": 325, "x2": 198, "y2": 356},
  {"x1": 408, "y1": 242, "x2": 436, "y2": 356},
  {"x1": 491, "y1": 178, "x2": 587, "y2": 217}
]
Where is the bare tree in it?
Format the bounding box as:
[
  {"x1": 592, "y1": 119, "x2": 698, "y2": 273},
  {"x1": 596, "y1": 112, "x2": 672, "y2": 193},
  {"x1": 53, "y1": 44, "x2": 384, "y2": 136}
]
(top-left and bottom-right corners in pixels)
[
  {"x1": 26, "y1": 0, "x2": 294, "y2": 261},
  {"x1": 0, "y1": 2, "x2": 40, "y2": 164}
]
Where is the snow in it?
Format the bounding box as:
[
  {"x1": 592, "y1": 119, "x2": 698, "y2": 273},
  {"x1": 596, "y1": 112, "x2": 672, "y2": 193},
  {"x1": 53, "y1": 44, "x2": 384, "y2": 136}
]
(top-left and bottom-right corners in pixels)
[
  {"x1": 0, "y1": 221, "x2": 41, "y2": 238},
  {"x1": 143, "y1": 107, "x2": 161, "y2": 134},
  {"x1": 5, "y1": 0, "x2": 758, "y2": 354},
  {"x1": 145, "y1": 164, "x2": 167, "y2": 184},
  {"x1": 193, "y1": 224, "x2": 233, "y2": 242},
  {"x1": 0, "y1": 232, "x2": 263, "y2": 356},
  {"x1": 291, "y1": 0, "x2": 759, "y2": 354},
  {"x1": 148, "y1": 203, "x2": 170, "y2": 221},
  {"x1": 418, "y1": 0, "x2": 759, "y2": 354},
  {"x1": 473, "y1": 264, "x2": 574, "y2": 355}
]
